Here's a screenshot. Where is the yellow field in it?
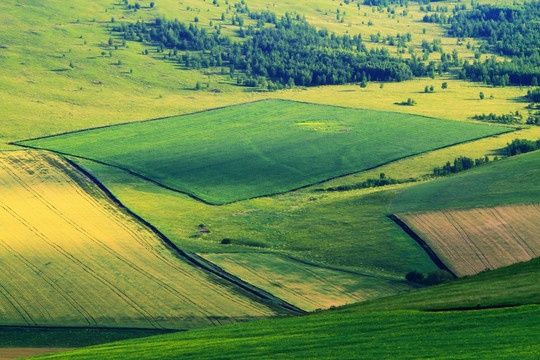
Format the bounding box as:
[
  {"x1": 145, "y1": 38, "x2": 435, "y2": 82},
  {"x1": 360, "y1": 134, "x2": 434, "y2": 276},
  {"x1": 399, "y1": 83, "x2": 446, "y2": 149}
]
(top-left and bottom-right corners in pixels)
[
  {"x1": 201, "y1": 253, "x2": 412, "y2": 311},
  {"x1": 0, "y1": 151, "x2": 285, "y2": 329},
  {"x1": 396, "y1": 204, "x2": 540, "y2": 276}
]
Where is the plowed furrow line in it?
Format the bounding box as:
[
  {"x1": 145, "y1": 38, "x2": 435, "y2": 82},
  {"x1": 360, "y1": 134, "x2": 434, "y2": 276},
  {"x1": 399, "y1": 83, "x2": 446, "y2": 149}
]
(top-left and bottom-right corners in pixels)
[
  {"x1": 442, "y1": 210, "x2": 493, "y2": 271},
  {"x1": 490, "y1": 208, "x2": 537, "y2": 258},
  {"x1": 0, "y1": 198, "x2": 161, "y2": 328},
  {"x1": 0, "y1": 203, "x2": 95, "y2": 326}
]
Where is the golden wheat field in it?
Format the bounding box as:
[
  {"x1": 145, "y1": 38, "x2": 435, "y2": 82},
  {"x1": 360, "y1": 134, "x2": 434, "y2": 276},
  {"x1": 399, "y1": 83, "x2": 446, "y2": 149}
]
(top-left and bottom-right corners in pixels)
[
  {"x1": 396, "y1": 204, "x2": 540, "y2": 276},
  {"x1": 0, "y1": 151, "x2": 284, "y2": 329},
  {"x1": 200, "y1": 253, "x2": 412, "y2": 311}
]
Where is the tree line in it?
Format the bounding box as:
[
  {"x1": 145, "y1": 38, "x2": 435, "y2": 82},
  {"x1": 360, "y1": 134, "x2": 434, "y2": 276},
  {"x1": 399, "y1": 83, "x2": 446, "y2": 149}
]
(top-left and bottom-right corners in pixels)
[
  {"x1": 447, "y1": 2, "x2": 540, "y2": 86},
  {"x1": 113, "y1": 11, "x2": 440, "y2": 89}
]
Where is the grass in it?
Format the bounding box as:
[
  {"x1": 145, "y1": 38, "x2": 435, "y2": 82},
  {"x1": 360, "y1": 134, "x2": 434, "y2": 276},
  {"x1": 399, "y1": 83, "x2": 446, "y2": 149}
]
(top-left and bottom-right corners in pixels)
[
  {"x1": 67, "y1": 157, "x2": 439, "y2": 278},
  {"x1": 29, "y1": 258, "x2": 540, "y2": 359},
  {"x1": 0, "y1": 151, "x2": 288, "y2": 330},
  {"x1": 19, "y1": 100, "x2": 511, "y2": 204},
  {"x1": 31, "y1": 305, "x2": 540, "y2": 359},
  {"x1": 348, "y1": 257, "x2": 540, "y2": 312},
  {"x1": 391, "y1": 150, "x2": 540, "y2": 213},
  {"x1": 199, "y1": 253, "x2": 413, "y2": 311},
  {"x1": 0, "y1": 327, "x2": 169, "y2": 348}
]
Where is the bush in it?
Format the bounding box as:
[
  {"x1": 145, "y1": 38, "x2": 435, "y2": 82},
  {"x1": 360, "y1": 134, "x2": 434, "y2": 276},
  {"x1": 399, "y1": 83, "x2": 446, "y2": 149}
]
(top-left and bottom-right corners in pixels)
[{"x1": 405, "y1": 271, "x2": 425, "y2": 283}]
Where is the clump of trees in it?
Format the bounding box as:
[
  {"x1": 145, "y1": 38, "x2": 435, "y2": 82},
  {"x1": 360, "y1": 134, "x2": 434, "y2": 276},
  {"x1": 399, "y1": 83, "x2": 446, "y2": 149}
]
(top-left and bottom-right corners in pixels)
[
  {"x1": 112, "y1": 10, "x2": 442, "y2": 89},
  {"x1": 406, "y1": 269, "x2": 454, "y2": 285},
  {"x1": 433, "y1": 156, "x2": 490, "y2": 177},
  {"x1": 472, "y1": 112, "x2": 521, "y2": 124},
  {"x1": 396, "y1": 98, "x2": 416, "y2": 106},
  {"x1": 527, "y1": 87, "x2": 540, "y2": 103},
  {"x1": 504, "y1": 138, "x2": 540, "y2": 156},
  {"x1": 321, "y1": 173, "x2": 403, "y2": 192}
]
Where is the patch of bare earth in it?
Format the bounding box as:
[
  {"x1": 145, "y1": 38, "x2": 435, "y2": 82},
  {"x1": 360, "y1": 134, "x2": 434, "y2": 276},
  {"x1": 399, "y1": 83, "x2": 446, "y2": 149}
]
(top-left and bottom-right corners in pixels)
[
  {"x1": 0, "y1": 347, "x2": 74, "y2": 360},
  {"x1": 396, "y1": 203, "x2": 540, "y2": 276}
]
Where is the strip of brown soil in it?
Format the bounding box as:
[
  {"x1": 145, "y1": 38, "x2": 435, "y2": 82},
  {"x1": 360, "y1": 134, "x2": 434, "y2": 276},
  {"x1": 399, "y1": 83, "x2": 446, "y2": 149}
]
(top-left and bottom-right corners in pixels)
[{"x1": 0, "y1": 347, "x2": 75, "y2": 360}]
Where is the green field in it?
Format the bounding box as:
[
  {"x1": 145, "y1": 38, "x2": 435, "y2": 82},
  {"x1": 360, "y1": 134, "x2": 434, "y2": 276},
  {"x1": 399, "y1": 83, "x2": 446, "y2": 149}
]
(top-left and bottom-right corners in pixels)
[
  {"x1": 200, "y1": 253, "x2": 412, "y2": 311},
  {"x1": 30, "y1": 258, "x2": 540, "y2": 359},
  {"x1": 19, "y1": 100, "x2": 511, "y2": 204},
  {"x1": 31, "y1": 305, "x2": 540, "y2": 359},
  {"x1": 66, "y1": 158, "x2": 439, "y2": 278},
  {"x1": 350, "y1": 257, "x2": 540, "y2": 312},
  {"x1": 391, "y1": 150, "x2": 540, "y2": 213}
]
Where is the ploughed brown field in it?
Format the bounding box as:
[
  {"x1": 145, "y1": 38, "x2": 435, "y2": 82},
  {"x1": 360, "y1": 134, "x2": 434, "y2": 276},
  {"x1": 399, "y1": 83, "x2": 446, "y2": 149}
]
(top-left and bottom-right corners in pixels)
[{"x1": 396, "y1": 204, "x2": 540, "y2": 276}]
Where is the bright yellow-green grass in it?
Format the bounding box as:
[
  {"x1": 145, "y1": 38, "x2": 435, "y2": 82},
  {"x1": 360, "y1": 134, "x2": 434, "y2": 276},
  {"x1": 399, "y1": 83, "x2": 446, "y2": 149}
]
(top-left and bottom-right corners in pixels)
[
  {"x1": 0, "y1": 150, "x2": 289, "y2": 330},
  {"x1": 200, "y1": 253, "x2": 413, "y2": 311},
  {"x1": 69, "y1": 157, "x2": 439, "y2": 278},
  {"x1": 0, "y1": 0, "x2": 534, "y2": 153},
  {"x1": 20, "y1": 100, "x2": 511, "y2": 204},
  {"x1": 31, "y1": 304, "x2": 540, "y2": 359}
]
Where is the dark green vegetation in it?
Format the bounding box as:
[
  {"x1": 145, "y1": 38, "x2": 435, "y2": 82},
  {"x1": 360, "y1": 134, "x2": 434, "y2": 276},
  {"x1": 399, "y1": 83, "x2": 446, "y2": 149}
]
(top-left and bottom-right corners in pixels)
[
  {"x1": 34, "y1": 306, "x2": 540, "y2": 359},
  {"x1": 392, "y1": 149, "x2": 540, "y2": 213},
  {"x1": 505, "y1": 138, "x2": 540, "y2": 156},
  {"x1": 0, "y1": 327, "x2": 170, "y2": 348},
  {"x1": 432, "y1": 155, "x2": 490, "y2": 176},
  {"x1": 451, "y1": 2, "x2": 540, "y2": 86},
  {"x1": 114, "y1": 10, "x2": 432, "y2": 88},
  {"x1": 319, "y1": 173, "x2": 404, "y2": 192},
  {"x1": 19, "y1": 100, "x2": 510, "y2": 204}
]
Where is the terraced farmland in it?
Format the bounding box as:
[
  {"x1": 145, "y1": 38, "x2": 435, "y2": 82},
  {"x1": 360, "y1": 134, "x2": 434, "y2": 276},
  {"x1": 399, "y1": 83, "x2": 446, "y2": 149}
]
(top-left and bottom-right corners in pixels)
[
  {"x1": 395, "y1": 203, "x2": 540, "y2": 276},
  {"x1": 18, "y1": 100, "x2": 511, "y2": 204},
  {"x1": 200, "y1": 253, "x2": 412, "y2": 311},
  {"x1": 0, "y1": 151, "x2": 289, "y2": 329}
]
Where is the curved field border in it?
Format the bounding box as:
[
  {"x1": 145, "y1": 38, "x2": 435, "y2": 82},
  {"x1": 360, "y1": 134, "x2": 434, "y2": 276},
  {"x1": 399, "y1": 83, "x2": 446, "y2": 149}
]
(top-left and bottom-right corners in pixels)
[
  {"x1": 393, "y1": 203, "x2": 540, "y2": 277},
  {"x1": 11, "y1": 99, "x2": 515, "y2": 206},
  {"x1": 64, "y1": 157, "x2": 305, "y2": 315},
  {"x1": 388, "y1": 214, "x2": 457, "y2": 278}
]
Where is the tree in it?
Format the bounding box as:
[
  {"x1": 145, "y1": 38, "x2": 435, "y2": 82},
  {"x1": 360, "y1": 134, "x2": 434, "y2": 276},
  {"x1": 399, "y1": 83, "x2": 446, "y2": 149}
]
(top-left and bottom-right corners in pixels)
[
  {"x1": 134, "y1": 2, "x2": 141, "y2": 9},
  {"x1": 441, "y1": 82, "x2": 447, "y2": 89},
  {"x1": 150, "y1": 2, "x2": 155, "y2": 8},
  {"x1": 405, "y1": 271, "x2": 425, "y2": 283},
  {"x1": 479, "y1": 91, "x2": 484, "y2": 100},
  {"x1": 195, "y1": 81, "x2": 202, "y2": 90},
  {"x1": 429, "y1": 85, "x2": 434, "y2": 92}
]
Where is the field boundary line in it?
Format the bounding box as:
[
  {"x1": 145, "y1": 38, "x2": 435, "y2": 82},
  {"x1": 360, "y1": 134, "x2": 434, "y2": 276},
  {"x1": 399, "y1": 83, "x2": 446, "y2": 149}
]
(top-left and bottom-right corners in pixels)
[
  {"x1": 62, "y1": 157, "x2": 305, "y2": 315},
  {"x1": 11, "y1": 123, "x2": 516, "y2": 206},
  {"x1": 9, "y1": 99, "x2": 270, "y2": 144},
  {"x1": 0, "y1": 324, "x2": 181, "y2": 332},
  {"x1": 388, "y1": 214, "x2": 458, "y2": 278}
]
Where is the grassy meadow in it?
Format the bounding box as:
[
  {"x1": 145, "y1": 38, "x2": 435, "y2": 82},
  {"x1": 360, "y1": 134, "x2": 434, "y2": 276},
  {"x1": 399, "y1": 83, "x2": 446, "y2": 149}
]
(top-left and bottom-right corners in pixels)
[
  {"x1": 20, "y1": 100, "x2": 511, "y2": 204},
  {"x1": 200, "y1": 253, "x2": 413, "y2": 311},
  {"x1": 29, "y1": 258, "x2": 540, "y2": 359},
  {"x1": 68, "y1": 157, "x2": 439, "y2": 278},
  {"x1": 391, "y1": 150, "x2": 540, "y2": 213},
  {"x1": 31, "y1": 305, "x2": 540, "y2": 359}
]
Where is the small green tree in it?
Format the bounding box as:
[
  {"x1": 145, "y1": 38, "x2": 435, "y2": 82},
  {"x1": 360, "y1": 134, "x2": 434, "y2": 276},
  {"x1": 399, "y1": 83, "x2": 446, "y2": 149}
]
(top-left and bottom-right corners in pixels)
[
  {"x1": 479, "y1": 91, "x2": 485, "y2": 100},
  {"x1": 441, "y1": 82, "x2": 447, "y2": 89},
  {"x1": 195, "y1": 81, "x2": 202, "y2": 90},
  {"x1": 405, "y1": 271, "x2": 425, "y2": 283}
]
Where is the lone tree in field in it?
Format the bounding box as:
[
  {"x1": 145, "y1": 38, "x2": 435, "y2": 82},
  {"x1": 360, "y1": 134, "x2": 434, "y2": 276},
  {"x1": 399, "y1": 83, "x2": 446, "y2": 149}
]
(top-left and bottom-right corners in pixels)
[
  {"x1": 442, "y1": 82, "x2": 447, "y2": 89},
  {"x1": 479, "y1": 92, "x2": 485, "y2": 100},
  {"x1": 405, "y1": 271, "x2": 425, "y2": 283}
]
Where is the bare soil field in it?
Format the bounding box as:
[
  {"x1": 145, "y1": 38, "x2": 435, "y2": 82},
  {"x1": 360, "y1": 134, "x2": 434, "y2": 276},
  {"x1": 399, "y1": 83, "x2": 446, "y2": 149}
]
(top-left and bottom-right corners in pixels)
[
  {"x1": 0, "y1": 347, "x2": 73, "y2": 360},
  {"x1": 0, "y1": 151, "x2": 285, "y2": 330},
  {"x1": 396, "y1": 204, "x2": 540, "y2": 276}
]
